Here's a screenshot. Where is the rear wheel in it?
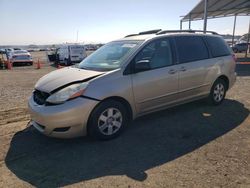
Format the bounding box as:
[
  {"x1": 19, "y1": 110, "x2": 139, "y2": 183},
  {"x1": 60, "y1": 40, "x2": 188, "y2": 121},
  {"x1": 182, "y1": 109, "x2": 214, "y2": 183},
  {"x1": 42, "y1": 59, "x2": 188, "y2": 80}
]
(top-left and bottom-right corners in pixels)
[
  {"x1": 209, "y1": 79, "x2": 226, "y2": 105},
  {"x1": 88, "y1": 100, "x2": 128, "y2": 140},
  {"x1": 66, "y1": 56, "x2": 72, "y2": 66}
]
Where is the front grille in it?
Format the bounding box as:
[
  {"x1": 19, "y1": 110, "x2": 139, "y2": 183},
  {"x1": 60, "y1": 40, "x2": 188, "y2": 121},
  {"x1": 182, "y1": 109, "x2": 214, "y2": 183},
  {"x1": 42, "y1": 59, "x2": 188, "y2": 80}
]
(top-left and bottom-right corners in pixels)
[
  {"x1": 33, "y1": 90, "x2": 50, "y2": 105},
  {"x1": 53, "y1": 127, "x2": 70, "y2": 132}
]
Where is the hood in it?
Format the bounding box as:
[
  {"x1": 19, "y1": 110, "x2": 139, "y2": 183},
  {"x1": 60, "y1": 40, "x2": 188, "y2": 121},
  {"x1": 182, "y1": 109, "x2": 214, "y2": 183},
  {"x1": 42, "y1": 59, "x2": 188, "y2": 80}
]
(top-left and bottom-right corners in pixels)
[{"x1": 35, "y1": 67, "x2": 103, "y2": 93}]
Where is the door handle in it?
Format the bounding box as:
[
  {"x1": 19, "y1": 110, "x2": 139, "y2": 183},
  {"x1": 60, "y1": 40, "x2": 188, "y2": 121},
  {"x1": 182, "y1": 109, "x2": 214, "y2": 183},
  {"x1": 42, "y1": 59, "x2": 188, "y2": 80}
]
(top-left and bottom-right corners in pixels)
[
  {"x1": 168, "y1": 69, "x2": 177, "y2": 74},
  {"x1": 179, "y1": 66, "x2": 186, "y2": 71}
]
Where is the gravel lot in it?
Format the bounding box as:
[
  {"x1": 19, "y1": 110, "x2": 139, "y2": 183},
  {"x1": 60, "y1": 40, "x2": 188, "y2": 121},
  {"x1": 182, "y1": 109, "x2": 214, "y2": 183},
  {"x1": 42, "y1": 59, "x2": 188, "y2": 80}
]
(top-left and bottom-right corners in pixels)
[{"x1": 0, "y1": 52, "x2": 250, "y2": 187}]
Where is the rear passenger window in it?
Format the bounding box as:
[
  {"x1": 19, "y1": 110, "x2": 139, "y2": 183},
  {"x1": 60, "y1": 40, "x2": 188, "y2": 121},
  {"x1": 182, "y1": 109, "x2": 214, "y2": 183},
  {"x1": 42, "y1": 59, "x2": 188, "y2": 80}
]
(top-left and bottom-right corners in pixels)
[
  {"x1": 205, "y1": 36, "x2": 231, "y2": 57},
  {"x1": 175, "y1": 36, "x2": 209, "y2": 63}
]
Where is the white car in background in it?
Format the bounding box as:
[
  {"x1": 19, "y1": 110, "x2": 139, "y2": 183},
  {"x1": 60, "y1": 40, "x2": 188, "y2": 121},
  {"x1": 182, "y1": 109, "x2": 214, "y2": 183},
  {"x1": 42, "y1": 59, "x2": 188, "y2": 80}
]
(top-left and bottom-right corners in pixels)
[
  {"x1": 57, "y1": 44, "x2": 87, "y2": 65},
  {"x1": 10, "y1": 50, "x2": 33, "y2": 65}
]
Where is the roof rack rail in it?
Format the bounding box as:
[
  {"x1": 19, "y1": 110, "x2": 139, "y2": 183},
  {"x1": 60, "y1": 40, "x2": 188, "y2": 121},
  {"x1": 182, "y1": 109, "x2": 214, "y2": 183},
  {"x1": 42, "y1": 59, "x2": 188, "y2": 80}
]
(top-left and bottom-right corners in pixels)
[
  {"x1": 125, "y1": 34, "x2": 138, "y2": 38},
  {"x1": 139, "y1": 29, "x2": 162, "y2": 35},
  {"x1": 157, "y1": 30, "x2": 218, "y2": 35},
  {"x1": 125, "y1": 29, "x2": 162, "y2": 38}
]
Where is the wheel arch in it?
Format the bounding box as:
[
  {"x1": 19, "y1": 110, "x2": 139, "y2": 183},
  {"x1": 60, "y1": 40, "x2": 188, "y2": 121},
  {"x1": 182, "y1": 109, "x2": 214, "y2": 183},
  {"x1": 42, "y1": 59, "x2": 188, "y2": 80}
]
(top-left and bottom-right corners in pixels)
[
  {"x1": 217, "y1": 75, "x2": 229, "y2": 91},
  {"x1": 102, "y1": 96, "x2": 133, "y2": 121},
  {"x1": 86, "y1": 96, "x2": 134, "y2": 135}
]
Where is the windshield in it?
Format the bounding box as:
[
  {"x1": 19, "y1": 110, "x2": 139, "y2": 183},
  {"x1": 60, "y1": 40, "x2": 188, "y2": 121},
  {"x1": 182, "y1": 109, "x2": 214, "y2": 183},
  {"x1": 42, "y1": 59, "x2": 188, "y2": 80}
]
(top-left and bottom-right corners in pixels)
[{"x1": 79, "y1": 40, "x2": 142, "y2": 71}]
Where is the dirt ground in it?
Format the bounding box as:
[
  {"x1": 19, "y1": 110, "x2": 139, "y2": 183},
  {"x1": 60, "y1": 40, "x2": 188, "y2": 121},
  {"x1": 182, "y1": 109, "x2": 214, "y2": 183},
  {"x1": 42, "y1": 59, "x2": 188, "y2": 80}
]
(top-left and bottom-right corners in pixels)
[{"x1": 0, "y1": 52, "x2": 250, "y2": 187}]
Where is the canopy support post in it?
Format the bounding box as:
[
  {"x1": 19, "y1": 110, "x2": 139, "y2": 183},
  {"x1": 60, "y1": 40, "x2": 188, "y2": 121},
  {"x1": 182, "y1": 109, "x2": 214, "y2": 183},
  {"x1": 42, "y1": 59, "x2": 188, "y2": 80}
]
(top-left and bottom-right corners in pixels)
[
  {"x1": 203, "y1": 0, "x2": 208, "y2": 33},
  {"x1": 232, "y1": 14, "x2": 237, "y2": 46},
  {"x1": 180, "y1": 20, "x2": 183, "y2": 30},
  {"x1": 245, "y1": 18, "x2": 250, "y2": 58},
  {"x1": 189, "y1": 14, "x2": 191, "y2": 29}
]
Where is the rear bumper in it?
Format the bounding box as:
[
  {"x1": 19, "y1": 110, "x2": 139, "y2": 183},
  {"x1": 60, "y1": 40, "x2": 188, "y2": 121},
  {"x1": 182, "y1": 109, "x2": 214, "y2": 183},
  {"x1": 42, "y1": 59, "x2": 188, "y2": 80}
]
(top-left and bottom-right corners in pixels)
[
  {"x1": 11, "y1": 60, "x2": 33, "y2": 63},
  {"x1": 28, "y1": 96, "x2": 98, "y2": 138},
  {"x1": 228, "y1": 72, "x2": 237, "y2": 90}
]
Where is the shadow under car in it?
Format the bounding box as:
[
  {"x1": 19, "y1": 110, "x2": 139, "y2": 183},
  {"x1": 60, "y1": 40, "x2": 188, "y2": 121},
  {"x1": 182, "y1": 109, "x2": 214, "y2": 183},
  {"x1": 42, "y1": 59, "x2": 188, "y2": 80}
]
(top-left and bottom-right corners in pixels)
[{"x1": 5, "y1": 99, "x2": 249, "y2": 187}]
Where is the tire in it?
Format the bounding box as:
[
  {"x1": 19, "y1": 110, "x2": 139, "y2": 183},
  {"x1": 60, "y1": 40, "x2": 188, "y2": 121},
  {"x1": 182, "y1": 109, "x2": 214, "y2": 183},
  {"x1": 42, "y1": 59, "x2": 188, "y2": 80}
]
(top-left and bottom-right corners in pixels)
[
  {"x1": 67, "y1": 57, "x2": 71, "y2": 66},
  {"x1": 208, "y1": 79, "x2": 226, "y2": 105},
  {"x1": 88, "y1": 100, "x2": 128, "y2": 140},
  {"x1": 63, "y1": 58, "x2": 68, "y2": 66}
]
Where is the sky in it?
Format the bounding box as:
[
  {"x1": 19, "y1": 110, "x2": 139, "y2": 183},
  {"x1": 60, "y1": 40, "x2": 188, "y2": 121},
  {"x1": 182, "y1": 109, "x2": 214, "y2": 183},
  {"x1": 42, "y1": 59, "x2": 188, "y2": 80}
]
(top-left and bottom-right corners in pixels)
[{"x1": 0, "y1": 0, "x2": 249, "y2": 45}]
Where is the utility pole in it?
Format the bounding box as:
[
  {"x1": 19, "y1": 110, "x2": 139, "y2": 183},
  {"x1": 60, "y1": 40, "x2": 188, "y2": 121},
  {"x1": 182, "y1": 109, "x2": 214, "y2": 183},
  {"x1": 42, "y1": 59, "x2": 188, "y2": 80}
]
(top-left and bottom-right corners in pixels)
[{"x1": 76, "y1": 30, "x2": 79, "y2": 43}]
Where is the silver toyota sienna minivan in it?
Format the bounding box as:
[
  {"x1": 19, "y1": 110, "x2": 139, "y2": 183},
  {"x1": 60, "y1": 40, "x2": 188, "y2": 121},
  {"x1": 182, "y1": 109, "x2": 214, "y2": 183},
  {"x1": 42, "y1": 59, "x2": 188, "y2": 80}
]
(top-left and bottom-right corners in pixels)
[{"x1": 28, "y1": 30, "x2": 237, "y2": 140}]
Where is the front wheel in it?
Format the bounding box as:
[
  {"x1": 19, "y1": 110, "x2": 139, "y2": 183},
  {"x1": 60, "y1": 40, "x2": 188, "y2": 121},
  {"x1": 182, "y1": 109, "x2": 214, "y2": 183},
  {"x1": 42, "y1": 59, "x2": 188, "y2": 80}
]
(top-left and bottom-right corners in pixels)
[
  {"x1": 88, "y1": 100, "x2": 128, "y2": 140},
  {"x1": 208, "y1": 79, "x2": 226, "y2": 105}
]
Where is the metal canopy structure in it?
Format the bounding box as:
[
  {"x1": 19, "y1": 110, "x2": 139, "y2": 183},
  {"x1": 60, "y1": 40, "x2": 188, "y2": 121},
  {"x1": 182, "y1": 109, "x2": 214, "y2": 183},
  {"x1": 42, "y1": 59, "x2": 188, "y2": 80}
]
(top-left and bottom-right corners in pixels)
[
  {"x1": 180, "y1": 0, "x2": 250, "y2": 57},
  {"x1": 181, "y1": 0, "x2": 250, "y2": 22}
]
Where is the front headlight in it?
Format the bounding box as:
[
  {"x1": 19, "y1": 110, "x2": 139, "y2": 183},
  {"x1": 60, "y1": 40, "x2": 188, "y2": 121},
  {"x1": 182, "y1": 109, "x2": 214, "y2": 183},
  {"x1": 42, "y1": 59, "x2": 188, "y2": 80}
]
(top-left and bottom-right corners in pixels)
[{"x1": 46, "y1": 82, "x2": 88, "y2": 104}]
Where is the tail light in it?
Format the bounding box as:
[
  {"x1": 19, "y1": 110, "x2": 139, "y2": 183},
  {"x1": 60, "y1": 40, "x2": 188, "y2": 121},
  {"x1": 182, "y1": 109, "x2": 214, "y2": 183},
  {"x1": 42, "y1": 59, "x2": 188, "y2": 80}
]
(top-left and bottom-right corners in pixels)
[
  {"x1": 231, "y1": 54, "x2": 237, "y2": 72},
  {"x1": 232, "y1": 54, "x2": 237, "y2": 62}
]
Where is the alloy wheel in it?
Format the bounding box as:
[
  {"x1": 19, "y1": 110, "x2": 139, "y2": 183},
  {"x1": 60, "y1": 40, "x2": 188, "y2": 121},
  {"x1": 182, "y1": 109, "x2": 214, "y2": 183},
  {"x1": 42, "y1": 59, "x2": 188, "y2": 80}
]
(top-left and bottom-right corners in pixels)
[
  {"x1": 213, "y1": 83, "x2": 225, "y2": 102},
  {"x1": 98, "y1": 108, "x2": 123, "y2": 136}
]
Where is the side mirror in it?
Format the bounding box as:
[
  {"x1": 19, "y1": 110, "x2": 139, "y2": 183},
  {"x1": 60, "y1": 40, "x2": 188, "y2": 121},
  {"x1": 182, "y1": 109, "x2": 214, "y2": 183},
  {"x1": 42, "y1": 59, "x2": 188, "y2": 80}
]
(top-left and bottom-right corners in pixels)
[{"x1": 135, "y1": 60, "x2": 151, "y2": 72}]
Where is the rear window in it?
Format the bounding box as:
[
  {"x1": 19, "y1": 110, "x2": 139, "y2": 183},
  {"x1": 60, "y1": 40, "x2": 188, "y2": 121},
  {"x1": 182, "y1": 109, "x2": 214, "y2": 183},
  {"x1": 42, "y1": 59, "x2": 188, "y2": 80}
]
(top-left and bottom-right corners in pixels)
[
  {"x1": 70, "y1": 46, "x2": 84, "y2": 54},
  {"x1": 175, "y1": 36, "x2": 209, "y2": 63},
  {"x1": 205, "y1": 36, "x2": 231, "y2": 57},
  {"x1": 14, "y1": 50, "x2": 28, "y2": 54}
]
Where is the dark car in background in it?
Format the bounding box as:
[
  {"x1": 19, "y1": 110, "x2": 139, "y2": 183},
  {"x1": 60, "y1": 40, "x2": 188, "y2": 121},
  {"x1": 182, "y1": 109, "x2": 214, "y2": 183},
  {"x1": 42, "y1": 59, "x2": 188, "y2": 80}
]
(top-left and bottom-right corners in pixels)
[{"x1": 232, "y1": 42, "x2": 249, "y2": 53}]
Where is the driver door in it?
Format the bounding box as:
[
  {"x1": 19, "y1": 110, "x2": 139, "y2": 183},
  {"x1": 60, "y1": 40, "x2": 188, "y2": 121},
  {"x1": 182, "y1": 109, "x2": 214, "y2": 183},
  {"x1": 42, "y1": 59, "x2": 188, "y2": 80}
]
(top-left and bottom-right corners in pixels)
[{"x1": 131, "y1": 38, "x2": 179, "y2": 114}]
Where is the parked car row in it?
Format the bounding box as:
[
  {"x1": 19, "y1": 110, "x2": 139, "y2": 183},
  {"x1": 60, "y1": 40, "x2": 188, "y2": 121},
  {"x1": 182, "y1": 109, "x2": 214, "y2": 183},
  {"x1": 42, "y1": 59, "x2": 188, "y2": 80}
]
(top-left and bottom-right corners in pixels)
[
  {"x1": 27, "y1": 48, "x2": 51, "y2": 52},
  {"x1": 0, "y1": 48, "x2": 33, "y2": 66}
]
